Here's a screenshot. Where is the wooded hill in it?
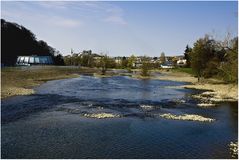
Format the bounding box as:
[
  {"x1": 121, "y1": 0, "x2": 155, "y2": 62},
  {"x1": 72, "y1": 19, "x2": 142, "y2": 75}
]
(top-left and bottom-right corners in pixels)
[{"x1": 1, "y1": 19, "x2": 64, "y2": 66}]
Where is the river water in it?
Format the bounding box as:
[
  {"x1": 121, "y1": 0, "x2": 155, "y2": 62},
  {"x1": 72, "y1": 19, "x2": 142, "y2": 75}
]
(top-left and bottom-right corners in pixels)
[{"x1": 1, "y1": 76, "x2": 238, "y2": 158}]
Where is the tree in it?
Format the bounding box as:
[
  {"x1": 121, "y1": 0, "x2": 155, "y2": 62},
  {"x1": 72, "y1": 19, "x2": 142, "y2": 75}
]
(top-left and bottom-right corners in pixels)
[
  {"x1": 107, "y1": 57, "x2": 117, "y2": 68},
  {"x1": 99, "y1": 54, "x2": 109, "y2": 75},
  {"x1": 1, "y1": 19, "x2": 64, "y2": 65},
  {"x1": 121, "y1": 56, "x2": 128, "y2": 68},
  {"x1": 189, "y1": 34, "x2": 237, "y2": 83},
  {"x1": 218, "y1": 37, "x2": 238, "y2": 83},
  {"x1": 80, "y1": 54, "x2": 93, "y2": 67},
  {"x1": 127, "y1": 54, "x2": 136, "y2": 70},
  {"x1": 160, "y1": 52, "x2": 166, "y2": 64},
  {"x1": 140, "y1": 56, "x2": 151, "y2": 77},
  {"x1": 63, "y1": 56, "x2": 72, "y2": 66},
  {"x1": 184, "y1": 45, "x2": 192, "y2": 67},
  {"x1": 53, "y1": 53, "x2": 65, "y2": 65},
  {"x1": 190, "y1": 35, "x2": 216, "y2": 81}
]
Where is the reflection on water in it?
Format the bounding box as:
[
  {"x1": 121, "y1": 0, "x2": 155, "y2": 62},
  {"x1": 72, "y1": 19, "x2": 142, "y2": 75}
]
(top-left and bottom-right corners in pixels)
[{"x1": 1, "y1": 76, "x2": 238, "y2": 159}]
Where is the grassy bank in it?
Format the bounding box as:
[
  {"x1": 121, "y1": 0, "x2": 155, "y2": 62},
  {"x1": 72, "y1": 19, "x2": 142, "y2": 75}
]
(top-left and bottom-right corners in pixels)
[{"x1": 1, "y1": 66, "x2": 99, "y2": 99}]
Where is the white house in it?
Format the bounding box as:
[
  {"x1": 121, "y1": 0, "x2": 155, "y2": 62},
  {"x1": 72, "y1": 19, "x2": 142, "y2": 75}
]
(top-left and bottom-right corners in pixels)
[
  {"x1": 176, "y1": 59, "x2": 187, "y2": 67},
  {"x1": 161, "y1": 61, "x2": 174, "y2": 69}
]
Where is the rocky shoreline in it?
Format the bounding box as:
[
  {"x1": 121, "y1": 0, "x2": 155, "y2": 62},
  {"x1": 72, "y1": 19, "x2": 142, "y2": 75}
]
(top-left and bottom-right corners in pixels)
[{"x1": 156, "y1": 70, "x2": 238, "y2": 103}]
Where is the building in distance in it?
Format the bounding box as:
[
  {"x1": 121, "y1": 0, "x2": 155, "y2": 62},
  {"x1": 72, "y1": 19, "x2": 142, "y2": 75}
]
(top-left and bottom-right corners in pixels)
[{"x1": 16, "y1": 55, "x2": 54, "y2": 66}]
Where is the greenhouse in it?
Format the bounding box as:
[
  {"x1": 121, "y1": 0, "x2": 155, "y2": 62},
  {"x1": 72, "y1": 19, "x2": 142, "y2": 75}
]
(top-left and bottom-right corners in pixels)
[{"x1": 16, "y1": 56, "x2": 54, "y2": 66}]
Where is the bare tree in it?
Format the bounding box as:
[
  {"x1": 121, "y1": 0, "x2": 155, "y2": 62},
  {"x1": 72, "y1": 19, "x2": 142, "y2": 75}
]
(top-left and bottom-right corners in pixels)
[{"x1": 99, "y1": 54, "x2": 109, "y2": 75}]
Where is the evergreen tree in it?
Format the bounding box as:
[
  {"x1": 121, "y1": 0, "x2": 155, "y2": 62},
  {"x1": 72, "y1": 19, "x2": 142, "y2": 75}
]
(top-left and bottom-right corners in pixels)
[{"x1": 184, "y1": 45, "x2": 192, "y2": 67}]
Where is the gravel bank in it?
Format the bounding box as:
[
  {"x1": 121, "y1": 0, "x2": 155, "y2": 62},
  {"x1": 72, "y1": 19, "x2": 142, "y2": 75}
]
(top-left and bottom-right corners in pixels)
[
  {"x1": 156, "y1": 70, "x2": 238, "y2": 102},
  {"x1": 1, "y1": 87, "x2": 35, "y2": 98},
  {"x1": 160, "y1": 113, "x2": 215, "y2": 122},
  {"x1": 83, "y1": 113, "x2": 121, "y2": 119}
]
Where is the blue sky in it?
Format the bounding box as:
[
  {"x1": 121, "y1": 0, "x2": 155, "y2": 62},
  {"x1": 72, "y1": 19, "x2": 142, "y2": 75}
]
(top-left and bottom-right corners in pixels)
[{"x1": 1, "y1": 1, "x2": 238, "y2": 56}]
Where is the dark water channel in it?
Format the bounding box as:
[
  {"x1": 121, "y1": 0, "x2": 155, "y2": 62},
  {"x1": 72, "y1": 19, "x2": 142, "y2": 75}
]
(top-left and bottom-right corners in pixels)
[{"x1": 1, "y1": 76, "x2": 238, "y2": 159}]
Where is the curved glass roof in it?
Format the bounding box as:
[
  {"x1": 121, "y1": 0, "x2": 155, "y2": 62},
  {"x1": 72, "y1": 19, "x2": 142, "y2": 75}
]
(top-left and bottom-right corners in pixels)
[{"x1": 16, "y1": 56, "x2": 53, "y2": 66}]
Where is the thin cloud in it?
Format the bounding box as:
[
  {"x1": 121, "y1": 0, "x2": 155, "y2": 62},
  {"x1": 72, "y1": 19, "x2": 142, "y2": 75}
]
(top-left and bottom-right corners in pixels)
[
  {"x1": 2, "y1": 1, "x2": 128, "y2": 26},
  {"x1": 104, "y1": 15, "x2": 127, "y2": 25},
  {"x1": 36, "y1": 1, "x2": 68, "y2": 10},
  {"x1": 104, "y1": 7, "x2": 127, "y2": 25},
  {"x1": 51, "y1": 17, "x2": 82, "y2": 28},
  {"x1": 37, "y1": 1, "x2": 128, "y2": 25},
  {"x1": 1, "y1": 2, "x2": 83, "y2": 29}
]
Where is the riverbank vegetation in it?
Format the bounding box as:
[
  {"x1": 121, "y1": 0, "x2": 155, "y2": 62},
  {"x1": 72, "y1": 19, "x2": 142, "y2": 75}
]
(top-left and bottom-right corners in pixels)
[{"x1": 186, "y1": 34, "x2": 238, "y2": 83}]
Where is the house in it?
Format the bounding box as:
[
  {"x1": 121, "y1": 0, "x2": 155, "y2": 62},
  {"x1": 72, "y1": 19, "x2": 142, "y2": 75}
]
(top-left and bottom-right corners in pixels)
[
  {"x1": 161, "y1": 61, "x2": 174, "y2": 69},
  {"x1": 177, "y1": 59, "x2": 187, "y2": 67},
  {"x1": 92, "y1": 54, "x2": 103, "y2": 64}
]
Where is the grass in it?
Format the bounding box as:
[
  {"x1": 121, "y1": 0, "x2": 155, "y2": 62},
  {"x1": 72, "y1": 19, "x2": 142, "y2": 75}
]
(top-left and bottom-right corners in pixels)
[
  {"x1": 172, "y1": 67, "x2": 195, "y2": 75},
  {"x1": 1, "y1": 66, "x2": 100, "y2": 99}
]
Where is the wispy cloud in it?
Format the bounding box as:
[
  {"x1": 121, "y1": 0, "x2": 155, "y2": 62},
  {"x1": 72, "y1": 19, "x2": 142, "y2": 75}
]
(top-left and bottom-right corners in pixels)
[
  {"x1": 1, "y1": 2, "x2": 83, "y2": 28},
  {"x1": 50, "y1": 17, "x2": 82, "y2": 28},
  {"x1": 104, "y1": 6, "x2": 127, "y2": 25},
  {"x1": 36, "y1": 1, "x2": 128, "y2": 25},
  {"x1": 2, "y1": 1, "x2": 127, "y2": 26},
  {"x1": 36, "y1": 1, "x2": 68, "y2": 10},
  {"x1": 104, "y1": 15, "x2": 127, "y2": 25}
]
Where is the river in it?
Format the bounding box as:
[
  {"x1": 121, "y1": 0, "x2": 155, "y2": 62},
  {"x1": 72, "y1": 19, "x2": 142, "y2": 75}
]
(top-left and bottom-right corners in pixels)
[{"x1": 1, "y1": 75, "x2": 238, "y2": 158}]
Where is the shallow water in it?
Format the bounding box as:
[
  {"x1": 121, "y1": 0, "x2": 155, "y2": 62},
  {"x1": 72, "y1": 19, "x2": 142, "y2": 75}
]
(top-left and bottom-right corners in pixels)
[{"x1": 1, "y1": 76, "x2": 238, "y2": 158}]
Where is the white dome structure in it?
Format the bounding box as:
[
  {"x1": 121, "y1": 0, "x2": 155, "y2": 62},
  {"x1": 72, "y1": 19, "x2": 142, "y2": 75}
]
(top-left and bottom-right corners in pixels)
[{"x1": 16, "y1": 56, "x2": 53, "y2": 66}]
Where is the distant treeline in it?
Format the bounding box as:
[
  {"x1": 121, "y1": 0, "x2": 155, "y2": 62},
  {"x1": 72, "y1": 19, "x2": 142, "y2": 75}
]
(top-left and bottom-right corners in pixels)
[{"x1": 1, "y1": 19, "x2": 64, "y2": 66}]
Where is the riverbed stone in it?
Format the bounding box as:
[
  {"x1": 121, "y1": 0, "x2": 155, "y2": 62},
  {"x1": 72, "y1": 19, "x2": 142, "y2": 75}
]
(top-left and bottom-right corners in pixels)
[
  {"x1": 83, "y1": 113, "x2": 121, "y2": 119},
  {"x1": 160, "y1": 113, "x2": 215, "y2": 122}
]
